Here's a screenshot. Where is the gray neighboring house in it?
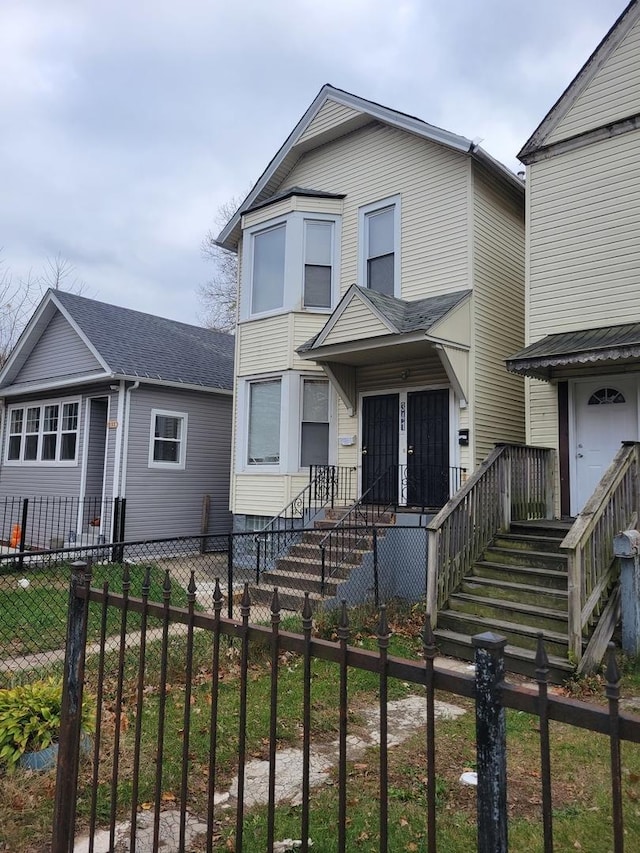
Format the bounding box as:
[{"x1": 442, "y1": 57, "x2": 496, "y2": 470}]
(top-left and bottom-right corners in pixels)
[{"x1": 0, "y1": 289, "x2": 234, "y2": 547}]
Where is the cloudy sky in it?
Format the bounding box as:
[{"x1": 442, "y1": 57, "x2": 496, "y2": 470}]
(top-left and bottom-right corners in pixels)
[{"x1": 0, "y1": 0, "x2": 630, "y2": 326}]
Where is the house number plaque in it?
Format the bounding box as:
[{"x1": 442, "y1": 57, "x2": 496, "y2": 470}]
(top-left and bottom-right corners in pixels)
[
  {"x1": 108, "y1": 420, "x2": 118, "y2": 429},
  {"x1": 400, "y1": 401, "x2": 406, "y2": 432}
]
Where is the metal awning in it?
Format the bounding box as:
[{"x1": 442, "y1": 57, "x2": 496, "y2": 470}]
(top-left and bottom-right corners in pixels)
[{"x1": 506, "y1": 322, "x2": 640, "y2": 380}]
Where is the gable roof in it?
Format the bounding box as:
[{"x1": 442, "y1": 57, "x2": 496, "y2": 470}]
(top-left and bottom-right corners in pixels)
[
  {"x1": 518, "y1": 0, "x2": 640, "y2": 162},
  {"x1": 0, "y1": 290, "x2": 234, "y2": 393},
  {"x1": 298, "y1": 285, "x2": 471, "y2": 355},
  {"x1": 217, "y1": 84, "x2": 523, "y2": 251}
]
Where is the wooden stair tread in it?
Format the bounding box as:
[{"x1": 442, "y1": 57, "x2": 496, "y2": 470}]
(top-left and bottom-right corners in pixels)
[
  {"x1": 449, "y1": 592, "x2": 568, "y2": 620},
  {"x1": 462, "y1": 576, "x2": 568, "y2": 598},
  {"x1": 437, "y1": 611, "x2": 569, "y2": 644},
  {"x1": 474, "y1": 560, "x2": 568, "y2": 579},
  {"x1": 433, "y1": 629, "x2": 574, "y2": 672}
]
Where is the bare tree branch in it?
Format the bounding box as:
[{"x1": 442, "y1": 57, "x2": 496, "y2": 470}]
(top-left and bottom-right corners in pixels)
[
  {"x1": 199, "y1": 196, "x2": 243, "y2": 333},
  {"x1": 0, "y1": 251, "x2": 88, "y2": 367}
]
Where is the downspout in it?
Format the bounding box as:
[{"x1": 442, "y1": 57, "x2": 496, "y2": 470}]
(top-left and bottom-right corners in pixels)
[
  {"x1": 111, "y1": 380, "x2": 127, "y2": 526},
  {"x1": 119, "y1": 380, "x2": 140, "y2": 497}
]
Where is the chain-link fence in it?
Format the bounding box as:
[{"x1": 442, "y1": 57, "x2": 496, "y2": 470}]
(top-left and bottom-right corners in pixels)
[{"x1": 0, "y1": 525, "x2": 428, "y2": 678}]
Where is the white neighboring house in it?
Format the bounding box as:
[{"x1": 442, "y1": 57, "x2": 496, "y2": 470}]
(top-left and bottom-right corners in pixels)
[{"x1": 507, "y1": 0, "x2": 640, "y2": 516}]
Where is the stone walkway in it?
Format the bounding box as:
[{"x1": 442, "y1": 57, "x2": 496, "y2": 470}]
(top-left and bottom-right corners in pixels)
[{"x1": 73, "y1": 669, "x2": 470, "y2": 852}]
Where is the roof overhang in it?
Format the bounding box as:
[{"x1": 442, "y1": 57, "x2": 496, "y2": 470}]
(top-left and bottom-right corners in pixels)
[{"x1": 506, "y1": 322, "x2": 640, "y2": 381}]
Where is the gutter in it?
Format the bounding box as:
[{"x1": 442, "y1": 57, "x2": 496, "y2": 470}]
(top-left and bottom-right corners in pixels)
[{"x1": 119, "y1": 380, "x2": 140, "y2": 497}]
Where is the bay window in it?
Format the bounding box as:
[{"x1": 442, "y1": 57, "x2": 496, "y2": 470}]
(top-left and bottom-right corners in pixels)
[
  {"x1": 5, "y1": 398, "x2": 80, "y2": 464},
  {"x1": 243, "y1": 212, "x2": 340, "y2": 319}
]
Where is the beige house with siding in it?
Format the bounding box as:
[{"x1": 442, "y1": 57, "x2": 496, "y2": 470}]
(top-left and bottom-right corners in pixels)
[
  {"x1": 218, "y1": 85, "x2": 525, "y2": 530},
  {"x1": 508, "y1": 0, "x2": 640, "y2": 517}
]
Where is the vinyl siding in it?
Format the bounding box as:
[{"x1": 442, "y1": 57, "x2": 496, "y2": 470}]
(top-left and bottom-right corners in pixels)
[
  {"x1": 471, "y1": 163, "x2": 526, "y2": 464},
  {"x1": 237, "y1": 315, "x2": 291, "y2": 375},
  {"x1": 233, "y1": 474, "x2": 287, "y2": 516},
  {"x1": 282, "y1": 123, "x2": 470, "y2": 301},
  {"x1": 321, "y1": 300, "x2": 390, "y2": 347},
  {"x1": 292, "y1": 314, "x2": 332, "y2": 371},
  {"x1": 357, "y1": 352, "x2": 448, "y2": 393},
  {"x1": 84, "y1": 398, "x2": 108, "y2": 499},
  {"x1": 297, "y1": 100, "x2": 362, "y2": 144},
  {"x1": 546, "y1": 17, "x2": 640, "y2": 144},
  {"x1": 15, "y1": 312, "x2": 101, "y2": 383},
  {"x1": 243, "y1": 196, "x2": 343, "y2": 230},
  {"x1": 528, "y1": 131, "x2": 640, "y2": 341},
  {"x1": 527, "y1": 380, "x2": 558, "y2": 450},
  {"x1": 336, "y1": 399, "x2": 359, "y2": 469},
  {"x1": 122, "y1": 386, "x2": 232, "y2": 539}
]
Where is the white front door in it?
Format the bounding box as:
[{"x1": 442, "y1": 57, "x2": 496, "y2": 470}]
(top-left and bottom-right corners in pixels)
[{"x1": 573, "y1": 377, "x2": 639, "y2": 514}]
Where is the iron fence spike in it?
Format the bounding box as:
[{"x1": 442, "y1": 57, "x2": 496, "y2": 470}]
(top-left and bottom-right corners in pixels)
[
  {"x1": 535, "y1": 632, "x2": 549, "y2": 676},
  {"x1": 605, "y1": 642, "x2": 621, "y2": 688},
  {"x1": 188, "y1": 570, "x2": 197, "y2": 597},
  {"x1": 302, "y1": 591, "x2": 313, "y2": 622},
  {"x1": 271, "y1": 587, "x2": 281, "y2": 616}
]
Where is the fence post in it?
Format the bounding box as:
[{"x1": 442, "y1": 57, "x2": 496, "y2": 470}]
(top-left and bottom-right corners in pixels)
[
  {"x1": 500, "y1": 452, "x2": 512, "y2": 530},
  {"x1": 18, "y1": 497, "x2": 28, "y2": 571},
  {"x1": 426, "y1": 529, "x2": 438, "y2": 627},
  {"x1": 545, "y1": 450, "x2": 556, "y2": 519},
  {"x1": 373, "y1": 527, "x2": 379, "y2": 607},
  {"x1": 227, "y1": 533, "x2": 234, "y2": 619},
  {"x1": 473, "y1": 631, "x2": 508, "y2": 853},
  {"x1": 51, "y1": 559, "x2": 92, "y2": 853}
]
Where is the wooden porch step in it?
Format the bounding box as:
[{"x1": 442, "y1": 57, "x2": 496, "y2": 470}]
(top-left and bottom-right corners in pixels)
[
  {"x1": 436, "y1": 611, "x2": 570, "y2": 658},
  {"x1": 447, "y1": 593, "x2": 568, "y2": 634},
  {"x1": 472, "y1": 560, "x2": 568, "y2": 589},
  {"x1": 492, "y1": 533, "x2": 567, "y2": 554},
  {"x1": 433, "y1": 629, "x2": 574, "y2": 684},
  {"x1": 461, "y1": 576, "x2": 568, "y2": 609},
  {"x1": 483, "y1": 547, "x2": 567, "y2": 570},
  {"x1": 509, "y1": 520, "x2": 572, "y2": 539}
]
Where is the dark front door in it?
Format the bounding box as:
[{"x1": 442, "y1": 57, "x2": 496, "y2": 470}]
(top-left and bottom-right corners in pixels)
[
  {"x1": 406, "y1": 389, "x2": 449, "y2": 508},
  {"x1": 361, "y1": 394, "x2": 398, "y2": 504}
]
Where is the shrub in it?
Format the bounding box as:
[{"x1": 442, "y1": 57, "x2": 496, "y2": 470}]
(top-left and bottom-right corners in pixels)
[{"x1": 0, "y1": 678, "x2": 95, "y2": 770}]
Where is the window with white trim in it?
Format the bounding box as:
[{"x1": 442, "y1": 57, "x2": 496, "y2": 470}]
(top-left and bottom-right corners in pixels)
[
  {"x1": 247, "y1": 379, "x2": 281, "y2": 465},
  {"x1": 251, "y1": 223, "x2": 286, "y2": 314},
  {"x1": 5, "y1": 399, "x2": 80, "y2": 464},
  {"x1": 300, "y1": 379, "x2": 329, "y2": 466},
  {"x1": 303, "y1": 220, "x2": 333, "y2": 309},
  {"x1": 359, "y1": 197, "x2": 401, "y2": 297},
  {"x1": 149, "y1": 410, "x2": 188, "y2": 469}
]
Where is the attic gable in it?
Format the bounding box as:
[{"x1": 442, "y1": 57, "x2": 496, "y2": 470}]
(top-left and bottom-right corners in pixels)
[
  {"x1": 218, "y1": 84, "x2": 522, "y2": 252},
  {"x1": 519, "y1": 1, "x2": 640, "y2": 161}
]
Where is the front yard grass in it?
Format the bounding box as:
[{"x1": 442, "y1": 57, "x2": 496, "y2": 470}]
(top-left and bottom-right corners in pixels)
[
  {"x1": 1, "y1": 603, "x2": 640, "y2": 851},
  {"x1": 0, "y1": 562, "x2": 190, "y2": 660}
]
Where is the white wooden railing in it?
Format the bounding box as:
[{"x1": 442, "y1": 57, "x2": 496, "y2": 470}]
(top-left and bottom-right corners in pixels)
[
  {"x1": 561, "y1": 442, "x2": 639, "y2": 663},
  {"x1": 426, "y1": 444, "x2": 555, "y2": 625}
]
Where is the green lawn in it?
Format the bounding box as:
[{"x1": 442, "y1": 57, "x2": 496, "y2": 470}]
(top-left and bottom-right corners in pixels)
[{"x1": 0, "y1": 562, "x2": 189, "y2": 659}]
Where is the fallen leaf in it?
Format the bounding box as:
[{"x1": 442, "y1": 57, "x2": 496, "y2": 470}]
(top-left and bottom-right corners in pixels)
[
  {"x1": 161, "y1": 791, "x2": 177, "y2": 802},
  {"x1": 140, "y1": 802, "x2": 152, "y2": 811}
]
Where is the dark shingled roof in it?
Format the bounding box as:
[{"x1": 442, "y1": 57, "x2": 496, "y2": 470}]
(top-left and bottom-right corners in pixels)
[
  {"x1": 298, "y1": 286, "x2": 470, "y2": 353},
  {"x1": 53, "y1": 290, "x2": 234, "y2": 391},
  {"x1": 507, "y1": 322, "x2": 640, "y2": 380},
  {"x1": 244, "y1": 186, "x2": 346, "y2": 215}
]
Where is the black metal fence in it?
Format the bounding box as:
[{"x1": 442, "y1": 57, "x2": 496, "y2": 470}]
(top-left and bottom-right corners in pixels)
[
  {"x1": 0, "y1": 525, "x2": 429, "y2": 674},
  {"x1": 0, "y1": 495, "x2": 125, "y2": 551},
  {"x1": 50, "y1": 564, "x2": 640, "y2": 852}
]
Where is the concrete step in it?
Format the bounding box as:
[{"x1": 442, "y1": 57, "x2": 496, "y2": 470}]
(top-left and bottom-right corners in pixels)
[
  {"x1": 249, "y1": 584, "x2": 325, "y2": 613},
  {"x1": 259, "y1": 569, "x2": 339, "y2": 597},
  {"x1": 276, "y1": 555, "x2": 360, "y2": 575},
  {"x1": 436, "y1": 611, "x2": 569, "y2": 658},
  {"x1": 472, "y1": 561, "x2": 568, "y2": 590},
  {"x1": 483, "y1": 547, "x2": 567, "y2": 570},
  {"x1": 447, "y1": 593, "x2": 568, "y2": 634},
  {"x1": 460, "y1": 576, "x2": 568, "y2": 609},
  {"x1": 433, "y1": 629, "x2": 574, "y2": 683}
]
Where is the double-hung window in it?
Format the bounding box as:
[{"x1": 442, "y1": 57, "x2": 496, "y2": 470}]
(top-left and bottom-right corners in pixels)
[
  {"x1": 247, "y1": 379, "x2": 281, "y2": 465},
  {"x1": 251, "y1": 224, "x2": 286, "y2": 314},
  {"x1": 149, "y1": 410, "x2": 187, "y2": 469},
  {"x1": 6, "y1": 399, "x2": 79, "y2": 464},
  {"x1": 300, "y1": 379, "x2": 329, "y2": 466},
  {"x1": 360, "y1": 197, "x2": 400, "y2": 297},
  {"x1": 303, "y1": 220, "x2": 333, "y2": 309}
]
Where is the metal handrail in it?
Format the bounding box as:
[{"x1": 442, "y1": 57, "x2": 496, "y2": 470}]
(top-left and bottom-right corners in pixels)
[
  {"x1": 255, "y1": 465, "x2": 356, "y2": 577},
  {"x1": 319, "y1": 466, "x2": 398, "y2": 590}
]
